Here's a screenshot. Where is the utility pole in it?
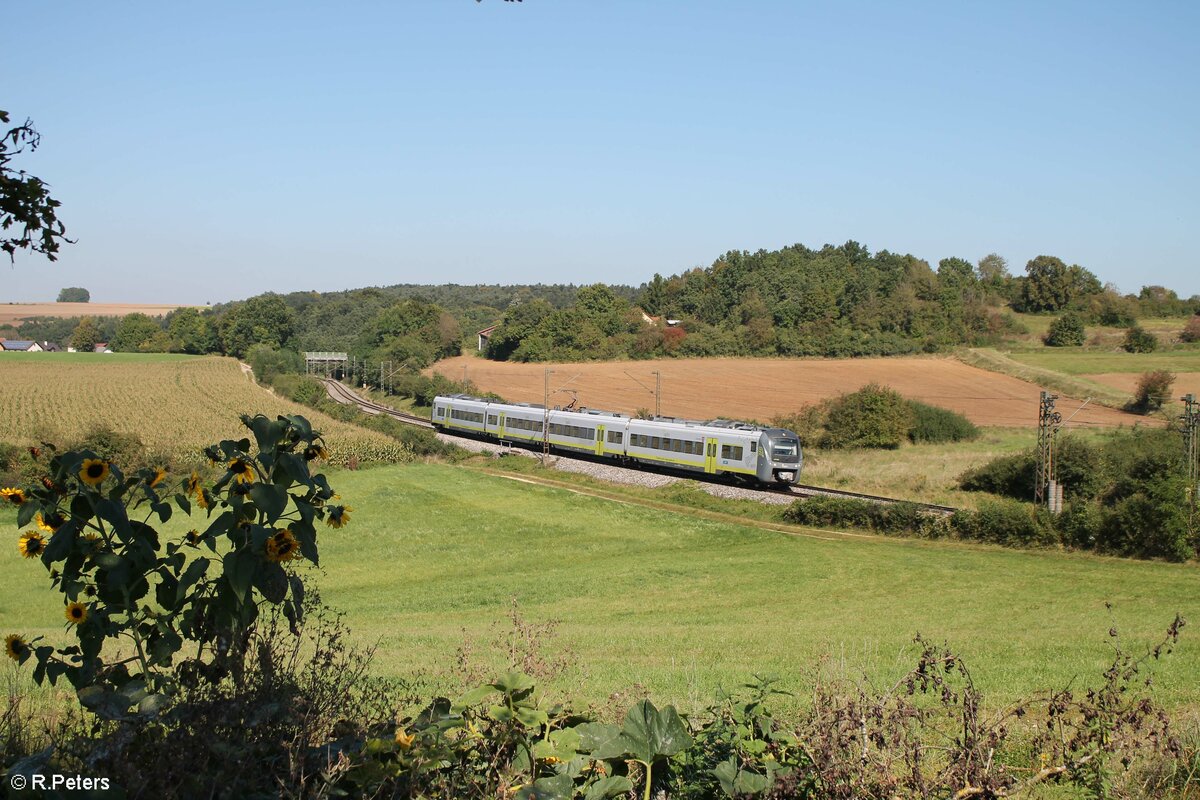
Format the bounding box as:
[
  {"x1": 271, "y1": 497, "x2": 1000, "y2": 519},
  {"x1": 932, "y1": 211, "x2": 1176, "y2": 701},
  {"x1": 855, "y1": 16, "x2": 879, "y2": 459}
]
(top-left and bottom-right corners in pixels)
[
  {"x1": 652, "y1": 370, "x2": 662, "y2": 418},
  {"x1": 1183, "y1": 393, "x2": 1199, "y2": 527},
  {"x1": 543, "y1": 368, "x2": 553, "y2": 460},
  {"x1": 1035, "y1": 391, "x2": 1062, "y2": 510}
]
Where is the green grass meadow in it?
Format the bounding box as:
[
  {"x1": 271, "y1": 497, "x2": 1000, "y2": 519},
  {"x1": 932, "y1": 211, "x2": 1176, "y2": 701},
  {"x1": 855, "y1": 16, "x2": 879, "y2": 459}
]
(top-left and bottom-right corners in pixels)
[
  {"x1": 1007, "y1": 347, "x2": 1200, "y2": 376},
  {"x1": 4, "y1": 463, "x2": 1197, "y2": 714}
]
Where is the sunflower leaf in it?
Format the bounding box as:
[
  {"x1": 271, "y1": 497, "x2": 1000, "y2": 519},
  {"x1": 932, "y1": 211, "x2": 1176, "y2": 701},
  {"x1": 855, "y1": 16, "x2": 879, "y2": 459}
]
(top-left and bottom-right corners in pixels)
[
  {"x1": 249, "y1": 483, "x2": 287, "y2": 523},
  {"x1": 224, "y1": 551, "x2": 255, "y2": 603}
]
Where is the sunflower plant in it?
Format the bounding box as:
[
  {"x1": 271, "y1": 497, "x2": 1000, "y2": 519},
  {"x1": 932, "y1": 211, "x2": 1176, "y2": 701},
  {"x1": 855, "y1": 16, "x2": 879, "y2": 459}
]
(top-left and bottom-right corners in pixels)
[{"x1": 4, "y1": 413, "x2": 345, "y2": 720}]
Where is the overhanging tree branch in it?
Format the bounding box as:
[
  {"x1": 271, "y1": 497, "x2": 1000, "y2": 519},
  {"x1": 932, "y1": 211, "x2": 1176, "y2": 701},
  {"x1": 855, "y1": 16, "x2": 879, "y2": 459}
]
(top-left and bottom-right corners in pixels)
[{"x1": 1, "y1": 109, "x2": 72, "y2": 262}]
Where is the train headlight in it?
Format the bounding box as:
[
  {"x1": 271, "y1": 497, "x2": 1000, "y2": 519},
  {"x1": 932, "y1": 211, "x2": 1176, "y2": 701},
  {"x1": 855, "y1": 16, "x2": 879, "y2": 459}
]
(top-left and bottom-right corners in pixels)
[{"x1": 777, "y1": 471, "x2": 795, "y2": 483}]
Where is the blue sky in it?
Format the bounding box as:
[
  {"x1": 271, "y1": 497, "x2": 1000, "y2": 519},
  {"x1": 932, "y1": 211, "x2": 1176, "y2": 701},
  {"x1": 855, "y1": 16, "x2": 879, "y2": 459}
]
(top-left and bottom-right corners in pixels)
[{"x1": 3, "y1": 0, "x2": 1197, "y2": 303}]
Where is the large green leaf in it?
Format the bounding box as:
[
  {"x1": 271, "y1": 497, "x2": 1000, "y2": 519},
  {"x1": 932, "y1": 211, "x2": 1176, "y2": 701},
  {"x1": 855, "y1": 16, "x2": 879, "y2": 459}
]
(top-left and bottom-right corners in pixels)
[
  {"x1": 712, "y1": 757, "x2": 770, "y2": 797},
  {"x1": 249, "y1": 483, "x2": 288, "y2": 523},
  {"x1": 577, "y1": 700, "x2": 692, "y2": 764},
  {"x1": 582, "y1": 775, "x2": 635, "y2": 800},
  {"x1": 515, "y1": 774, "x2": 573, "y2": 800}
]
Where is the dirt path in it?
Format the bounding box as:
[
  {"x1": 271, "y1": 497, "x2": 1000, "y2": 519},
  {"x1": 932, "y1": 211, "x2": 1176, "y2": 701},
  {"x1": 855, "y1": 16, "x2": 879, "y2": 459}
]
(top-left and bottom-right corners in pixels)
[{"x1": 430, "y1": 355, "x2": 1145, "y2": 428}]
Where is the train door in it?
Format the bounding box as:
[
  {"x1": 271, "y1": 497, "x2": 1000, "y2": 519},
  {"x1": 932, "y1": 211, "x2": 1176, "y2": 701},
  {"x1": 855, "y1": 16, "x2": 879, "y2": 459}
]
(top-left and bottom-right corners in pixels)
[
  {"x1": 705, "y1": 438, "x2": 718, "y2": 473},
  {"x1": 498, "y1": 412, "x2": 506, "y2": 439},
  {"x1": 595, "y1": 424, "x2": 605, "y2": 455}
]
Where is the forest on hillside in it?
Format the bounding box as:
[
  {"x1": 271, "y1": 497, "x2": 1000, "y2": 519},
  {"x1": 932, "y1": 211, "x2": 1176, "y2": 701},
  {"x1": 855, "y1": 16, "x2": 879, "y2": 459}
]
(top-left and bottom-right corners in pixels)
[{"x1": 5, "y1": 242, "x2": 1197, "y2": 368}]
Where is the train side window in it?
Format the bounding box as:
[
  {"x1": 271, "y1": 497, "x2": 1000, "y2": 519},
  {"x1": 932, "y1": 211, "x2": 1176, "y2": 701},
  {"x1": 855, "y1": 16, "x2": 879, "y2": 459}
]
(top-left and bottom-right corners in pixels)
[
  {"x1": 608, "y1": 431, "x2": 622, "y2": 444},
  {"x1": 651, "y1": 436, "x2": 660, "y2": 449},
  {"x1": 487, "y1": 415, "x2": 497, "y2": 425},
  {"x1": 750, "y1": 441, "x2": 756, "y2": 453},
  {"x1": 436, "y1": 407, "x2": 444, "y2": 417}
]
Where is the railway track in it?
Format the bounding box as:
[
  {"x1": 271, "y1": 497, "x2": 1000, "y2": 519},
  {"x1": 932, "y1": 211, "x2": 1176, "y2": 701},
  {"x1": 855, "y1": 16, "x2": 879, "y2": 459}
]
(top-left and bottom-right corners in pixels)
[
  {"x1": 320, "y1": 379, "x2": 434, "y2": 428},
  {"x1": 320, "y1": 379, "x2": 957, "y2": 514}
]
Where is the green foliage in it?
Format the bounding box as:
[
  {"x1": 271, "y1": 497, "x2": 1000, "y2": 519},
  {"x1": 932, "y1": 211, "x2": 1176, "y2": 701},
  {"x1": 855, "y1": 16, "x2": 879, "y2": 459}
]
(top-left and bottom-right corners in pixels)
[
  {"x1": 1129, "y1": 370, "x2": 1175, "y2": 413},
  {"x1": 782, "y1": 496, "x2": 946, "y2": 537},
  {"x1": 958, "y1": 428, "x2": 1196, "y2": 560},
  {"x1": 3, "y1": 413, "x2": 342, "y2": 719},
  {"x1": 1122, "y1": 324, "x2": 1159, "y2": 353},
  {"x1": 950, "y1": 498, "x2": 1057, "y2": 547},
  {"x1": 1181, "y1": 315, "x2": 1200, "y2": 343},
  {"x1": 245, "y1": 344, "x2": 303, "y2": 383},
  {"x1": 1, "y1": 110, "x2": 69, "y2": 261},
  {"x1": 906, "y1": 400, "x2": 979, "y2": 444},
  {"x1": 56, "y1": 287, "x2": 89, "y2": 303},
  {"x1": 820, "y1": 383, "x2": 914, "y2": 449},
  {"x1": 110, "y1": 312, "x2": 164, "y2": 352},
  {"x1": 1044, "y1": 311, "x2": 1086, "y2": 346},
  {"x1": 69, "y1": 316, "x2": 101, "y2": 352},
  {"x1": 270, "y1": 372, "x2": 327, "y2": 406},
  {"x1": 487, "y1": 241, "x2": 1017, "y2": 362},
  {"x1": 1014, "y1": 254, "x2": 1102, "y2": 313},
  {"x1": 164, "y1": 306, "x2": 219, "y2": 354},
  {"x1": 219, "y1": 294, "x2": 296, "y2": 357}
]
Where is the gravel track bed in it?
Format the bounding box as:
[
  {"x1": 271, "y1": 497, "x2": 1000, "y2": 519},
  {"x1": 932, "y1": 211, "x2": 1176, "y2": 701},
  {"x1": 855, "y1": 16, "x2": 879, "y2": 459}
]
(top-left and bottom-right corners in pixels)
[{"x1": 435, "y1": 432, "x2": 797, "y2": 506}]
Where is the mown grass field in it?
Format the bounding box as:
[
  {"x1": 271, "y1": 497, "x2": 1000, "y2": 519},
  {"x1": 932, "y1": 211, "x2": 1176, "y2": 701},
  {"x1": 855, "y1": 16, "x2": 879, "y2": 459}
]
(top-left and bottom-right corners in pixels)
[
  {"x1": 4, "y1": 463, "x2": 1196, "y2": 714},
  {"x1": 0, "y1": 352, "x2": 403, "y2": 464},
  {"x1": 1007, "y1": 347, "x2": 1200, "y2": 376}
]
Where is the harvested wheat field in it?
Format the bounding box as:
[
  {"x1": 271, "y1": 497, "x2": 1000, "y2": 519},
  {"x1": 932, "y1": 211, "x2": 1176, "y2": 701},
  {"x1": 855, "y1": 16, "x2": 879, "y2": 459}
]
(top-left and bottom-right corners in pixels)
[
  {"x1": 432, "y1": 355, "x2": 1145, "y2": 428},
  {"x1": 0, "y1": 302, "x2": 195, "y2": 326}
]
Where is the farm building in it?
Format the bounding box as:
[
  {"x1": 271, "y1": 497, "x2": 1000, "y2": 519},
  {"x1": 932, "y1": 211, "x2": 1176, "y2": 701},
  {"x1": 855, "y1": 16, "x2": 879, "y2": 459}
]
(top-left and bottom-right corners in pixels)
[
  {"x1": 0, "y1": 340, "x2": 44, "y2": 352},
  {"x1": 477, "y1": 324, "x2": 498, "y2": 351}
]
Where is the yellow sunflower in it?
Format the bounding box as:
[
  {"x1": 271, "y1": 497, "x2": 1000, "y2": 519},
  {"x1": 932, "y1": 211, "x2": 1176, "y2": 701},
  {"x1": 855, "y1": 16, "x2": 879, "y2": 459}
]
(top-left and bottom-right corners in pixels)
[
  {"x1": 79, "y1": 458, "x2": 110, "y2": 487},
  {"x1": 265, "y1": 529, "x2": 299, "y2": 563},
  {"x1": 325, "y1": 505, "x2": 353, "y2": 529},
  {"x1": 186, "y1": 470, "x2": 201, "y2": 497},
  {"x1": 18, "y1": 531, "x2": 46, "y2": 559},
  {"x1": 228, "y1": 458, "x2": 255, "y2": 485},
  {"x1": 36, "y1": 511, "x2": 65, "y2": 534},
  {"x1": 82, "y1": 532, "x2": 103, "y2": 549},
  {"x1": 65, "y1": 602, "x2": 88, "y2": 625},
  {"x1": 196, "y1": 489, "x2": 211, "y2": 510},
  {"x1": 304, "y1": 444, "x2": 329, "y2": 462},
  {"x1": 394, "y1": 728, "x2": 415, "y2": 749},
  {"x1": 185, "y1": 529, "x2": 202, "y2": 547},
  {"x1": 148, "y1": 466, "x2": 168, "y2": 488},
  {"x1": 5, "y1": 633, "x2": 27, "y2": 662},
  {"x1": 1, "y1": 487, "x2": 27, "y2": 506}
]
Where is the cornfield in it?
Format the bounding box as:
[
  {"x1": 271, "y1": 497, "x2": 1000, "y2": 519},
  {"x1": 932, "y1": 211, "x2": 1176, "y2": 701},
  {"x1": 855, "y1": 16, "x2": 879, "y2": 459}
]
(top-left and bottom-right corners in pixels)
[{"x1": 0, "y1": 354, "x2": 410, "y2": 465}]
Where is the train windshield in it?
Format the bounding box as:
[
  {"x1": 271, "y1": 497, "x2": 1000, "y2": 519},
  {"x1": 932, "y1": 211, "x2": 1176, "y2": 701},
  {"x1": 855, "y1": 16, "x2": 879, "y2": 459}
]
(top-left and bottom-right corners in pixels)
[{"x1": 770, "y1": 439, "x2": 799, "y2": 462}]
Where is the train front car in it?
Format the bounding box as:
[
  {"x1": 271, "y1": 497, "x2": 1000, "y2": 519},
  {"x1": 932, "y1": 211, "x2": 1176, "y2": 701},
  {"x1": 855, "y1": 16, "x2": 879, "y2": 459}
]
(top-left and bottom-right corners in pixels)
[{"x1": 756, "y1": 427, "x2": 803, "y2": 485}]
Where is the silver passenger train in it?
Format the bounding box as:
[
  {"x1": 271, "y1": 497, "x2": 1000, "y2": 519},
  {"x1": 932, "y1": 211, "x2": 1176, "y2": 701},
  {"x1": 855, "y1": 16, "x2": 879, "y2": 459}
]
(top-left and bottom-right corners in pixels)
[{"x1": 431, "y1": 394, "x2": 803, "y2": 486}]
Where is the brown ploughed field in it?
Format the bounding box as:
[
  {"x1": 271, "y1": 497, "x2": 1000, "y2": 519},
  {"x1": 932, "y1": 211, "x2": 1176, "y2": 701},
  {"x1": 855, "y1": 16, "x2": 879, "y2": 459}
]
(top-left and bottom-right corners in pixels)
[
  {"x1": 431, "y1": 355, "x2": 1144, "y2": 428},
  {"x1": 0, "y1": 302, "x2": 195, "y2": 326}
]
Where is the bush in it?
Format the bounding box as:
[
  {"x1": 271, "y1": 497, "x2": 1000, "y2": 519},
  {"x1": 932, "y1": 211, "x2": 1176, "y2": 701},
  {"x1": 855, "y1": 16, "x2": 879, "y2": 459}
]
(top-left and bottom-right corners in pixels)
[
  {"x1": 821, "y1": 383, "x2": 914, "y2": 449},
  {"x1": 71, "y1": 424, "x2": 145, "y2": 468},
  {"x1": 959, "y1": 451, "x2": 1037, "y2": 500},
  {"x1": 1181, "y1": 315, "x2": 1200, "y2": 343},
  {"x1": 1129, "y1": 370, "x2": 1175, "y2": 413},
  {"x1": 245, "y1": 344, "x2": 303, "y2": 383},
  {"x1": 271, "y1": 372, "x2": 327, "y2": 406},
  {"x1": 950, "y1": 498, "x2": 1057, "y2": 547},
  {"x1": 1122, "y1": 325, "x2": 1159, "y2": 353},
  {"x1": 781, "y1": 496, "x2": 946, "y2": 537},
  {"x1": 1044, "y1": 312, "x2": 1086, "y2": 346},
  {"x1": 907, "y1": 401, "x2": 979, "y2": 444}
]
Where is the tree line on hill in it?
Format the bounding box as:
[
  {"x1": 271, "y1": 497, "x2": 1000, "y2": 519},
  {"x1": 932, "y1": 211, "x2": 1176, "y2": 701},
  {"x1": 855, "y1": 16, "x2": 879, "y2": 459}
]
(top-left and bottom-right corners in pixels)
[
  {"x1": 5, "y1": 243, "x2": 1197, "y2": 365},
  {"x1": 482, "y1": 245, "x2": 1200, "y2": 362}
]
